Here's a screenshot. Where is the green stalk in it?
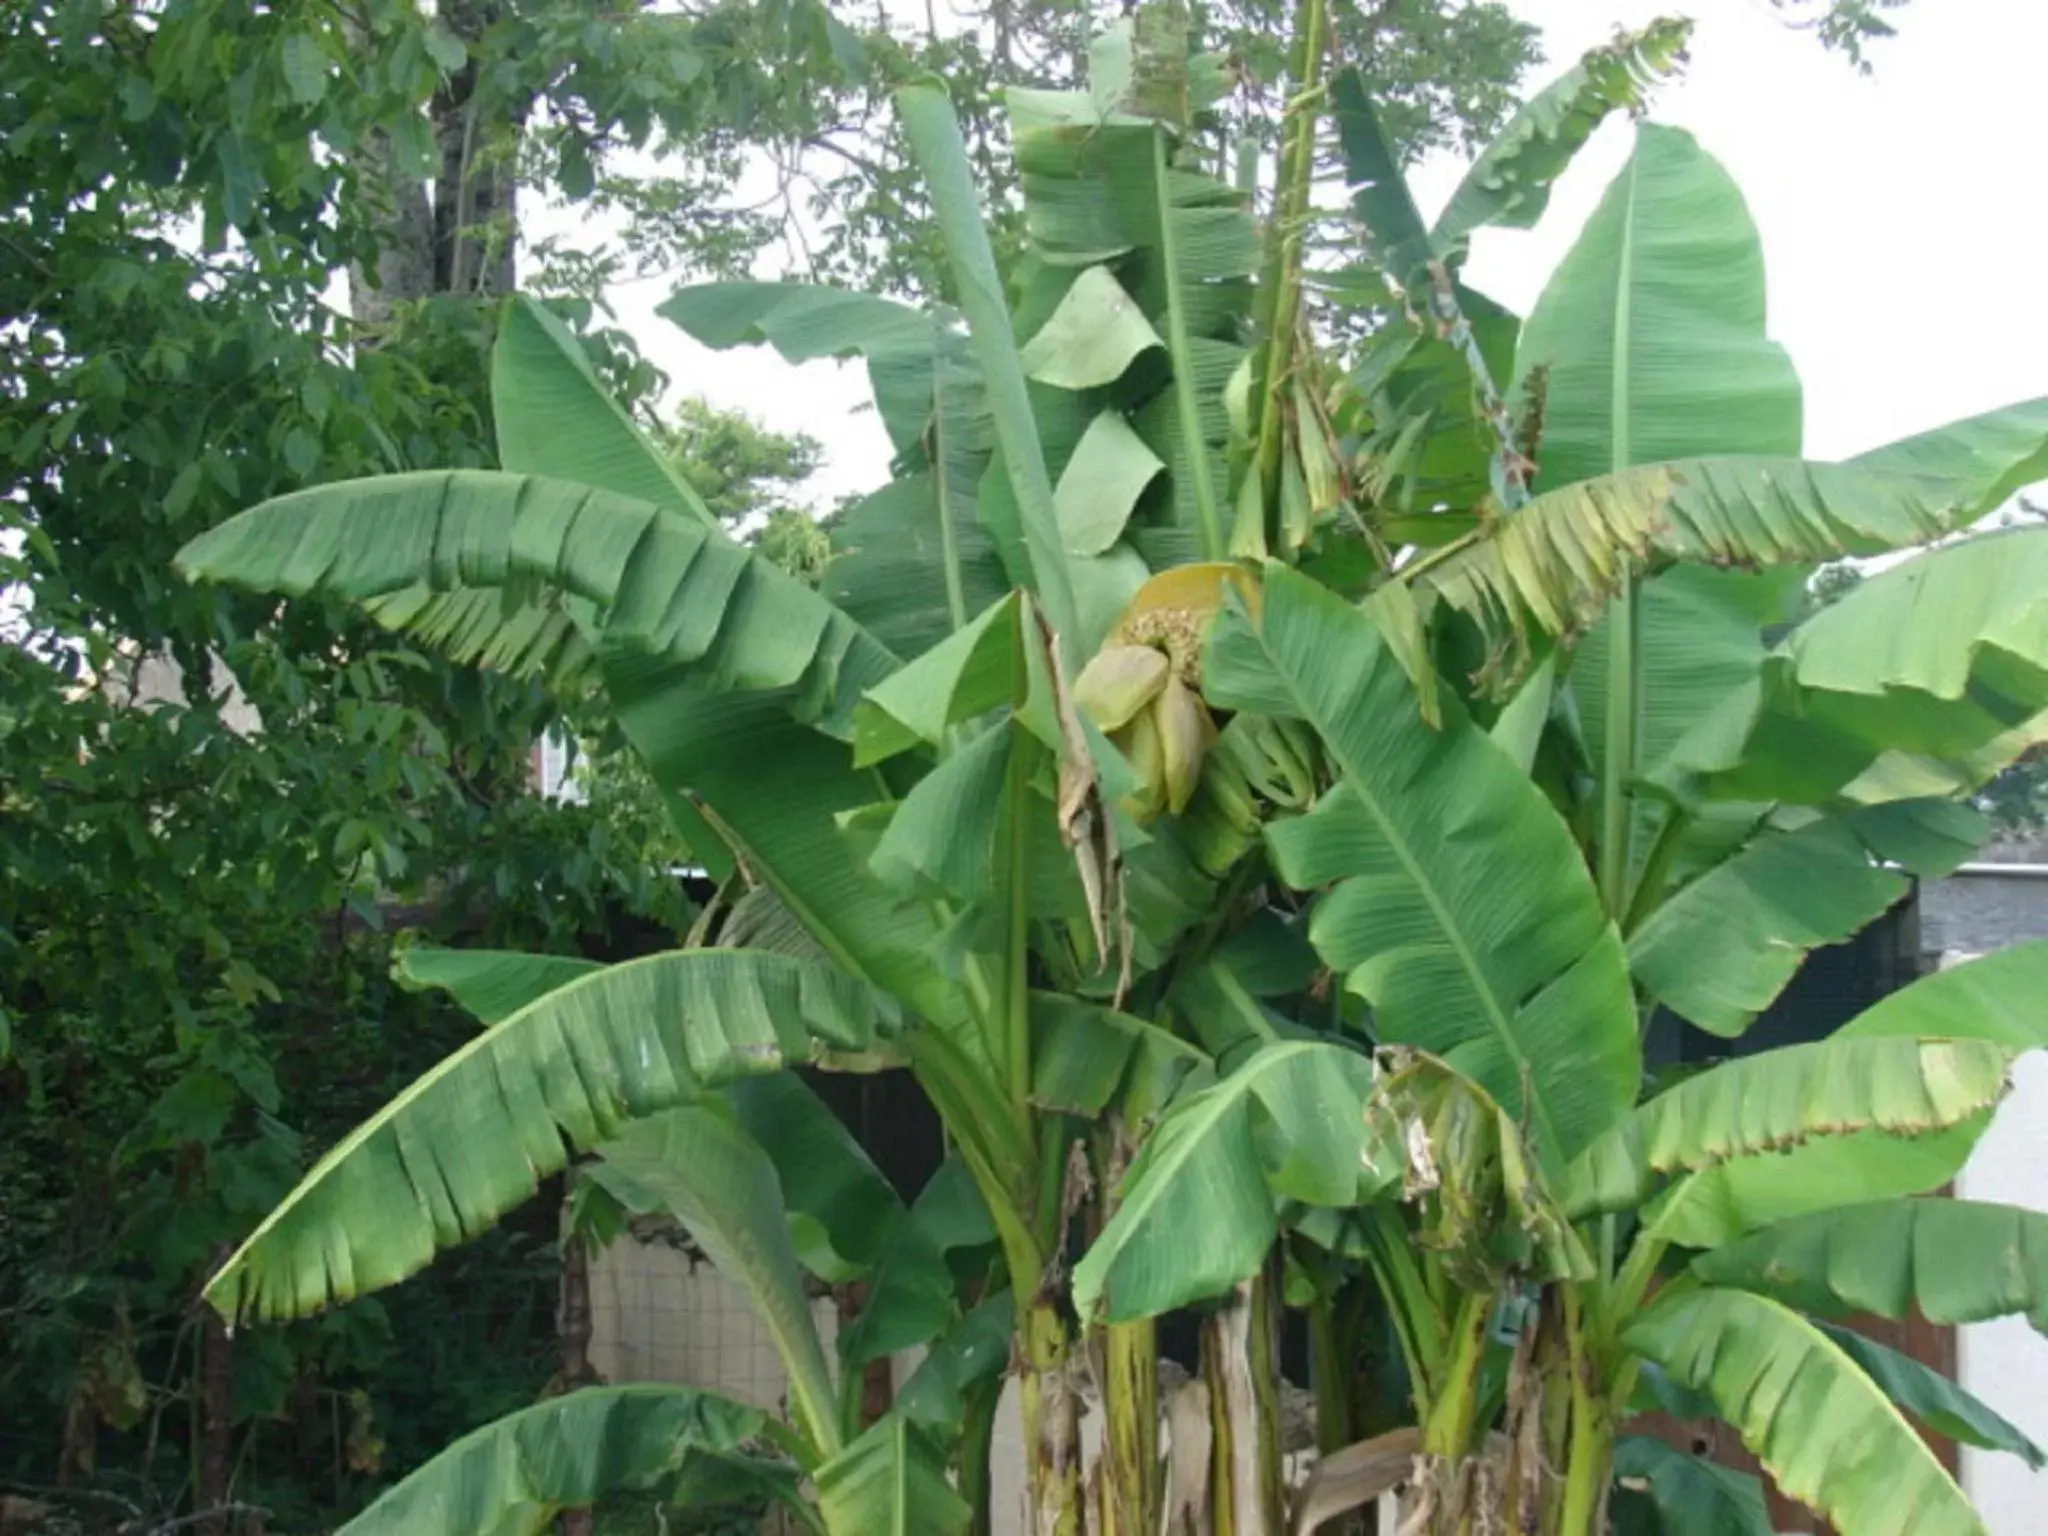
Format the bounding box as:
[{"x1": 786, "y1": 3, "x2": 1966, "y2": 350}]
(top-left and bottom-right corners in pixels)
[
  {"x1": 1622, "y1": 803, "x2": 1692, "y2": 936},
  {"x1": 1596, "y1": 147, "x2": 1645, "y2": 922},
  {"x1": 1420, "y1": 1292, "x2": 1492, "y2": 1463},
  {"x1": 1597, "y1": 582, "x2": 1640, "y2": 920},
  {"x1": 931, "y1": 324, "x2": 969, "y2": 633},
  {"x1": 1308, "y1": 1291, "x2": 1354, "y2": 1456},
  {"x1": 1248, "y1": 0, "x2": 1329, "y2": 522},
  {"x1": 1153, "y1": 125, "x2": 1225, "y2": 559},
  {"x1": 960, "y1": 1372, "x2": 1001, "y2": 1536},
  {"x1": 1552, "y1": 1287, "x2": 1615, "y2": 1536},
  {"x1": 1557, "y1": 1366, "x2": 1614, "y2": 1535},
  {"x1": 1366, "y1": 1204, "x2": 1443, "y2": 1390},
  {"x1": 1001, "y1": 723, "x2": 1038, "y2": 1117}
]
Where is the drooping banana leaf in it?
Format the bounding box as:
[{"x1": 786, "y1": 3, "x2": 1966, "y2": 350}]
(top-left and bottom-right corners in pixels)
[
  {"x1": 1625, "y1": 1287, "x2": 1986, "y2": 1536},
  {"x1": 357, "y1": 580, "x2": 596, "y2": 689},
  {"x1": 658, "y1": 280, "x2": 971, "y2": 455},
  {"x1": 204, "y1": 950, "x2": 882, "y2": 1323},
  {"x1": 1424, "y1": 456, "x2": 1986, "y2": 672},
  {"x1": 1646, "y1": 1120, "x2": 1991, "y2": 1250},
  {"x1": 1814, "y1": 1320, "x2": 2045, "y2": 1468},
  {"x1": 840, "y1": 1156, "x2": 998, "y2": 1371},
  {"x1": 1692, "y1": 1197, "x2": 2048, "y2": 1331},
  {"x1": 345, "y1": 293, "x2": 711, "y2": 691},
  {"x1": 1431, "y1": 19, "x2": 1694, "y2": 260},
  {"x1": 1609, "y1": 1433, "x2": 1772, "y2": 1536},
  {"x1": 1668, "y1": 528, "x2": 2048, "y2": 805},
  {"x1": 174, "y1": 470, "x2": 895, "y2": 741},
  {"x1": 333, "y1": 1384, "x2": 773, "y2": 1536},
  {"x1": 1849, "y1": 394, "x2": 2048, "y2": 520},
  {"x1": 394, "y1": 946, "x2": 601, "y2": 1025},
  {"x1": 1644, "y1": 933, "x2": 2048, "y2": 1242},
  {"x1": 1627, "y1": 804, "x2": 1980, "y2": 1038},
  {"x1": 1562, "y1": 1035, "x2": 2013, "y2": 1218},
  {"x1": 814, "y1": 1411, "x2": 972, "y2": 1536},
  {"x1": 1837, "y1": 938, "x2": 2048, "y2": 1047},
  {"x1": 1029, "y1": 991, "x2": 1210, "y2": 1119},
  {"x1": 589, "y1": 1103, "x2": 843, "y2": 1455},
  {"x1": 726, "y1": 1073, "x2": 909, "y2": 1284},
  {"x1": 1207, "y1": 563, "x2": 1640, "y2": 1171},
  {"x1": 1072, "y1": 1039, "x2": 1373, "y2": 1323}
]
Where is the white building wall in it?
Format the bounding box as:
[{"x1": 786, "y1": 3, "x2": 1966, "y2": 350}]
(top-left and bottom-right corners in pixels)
[{"x1": 1947, "y1": 945, "x2": 2048, "y2": 1533}]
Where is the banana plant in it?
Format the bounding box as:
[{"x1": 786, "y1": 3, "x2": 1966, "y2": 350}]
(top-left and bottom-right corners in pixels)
[
  {"x1": 1221, "y1": 42, "x2": 2048, "y2": 1536},
  {"x1": 167, "y1": 7, "x2": 2048, "y2": 1536}
]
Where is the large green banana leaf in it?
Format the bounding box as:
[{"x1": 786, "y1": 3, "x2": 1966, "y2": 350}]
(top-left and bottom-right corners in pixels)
[
  {"x1": 1010, "y1": 55, "x2": 1254, "y2": 563},
  {"x1": 1431, "y1": 19, "x2": 1693, "y2": 260},
  {"x1": 174, "y1": 470, "x2": 895, "y2": 740},
  {"x1": 660, "y1": 280, "x2": 1007, "y2": 660},
  {"x1": 1625, "y1": 1287, "x2": 1985, "y2": 1536},
  {"x1": 1839, "y1": 938, "x2": 2048, "y2": 1045},
  {"x1": 899, "y1": 80, "x2": 1081, "y2": 658},
  {"x1": 494, "y1": 295, "x2": 716, "y2": 525},
  {"x1": 815, "y1": 1412, "x2": 972, "y2": 1536},
  {"x1": 1692, "y1": 1197, "x2": 2048, "y2": 1330},
  {"x1": 1627, "y1": 801, "x2": 1986, "y2": 1038},
  {"x1": 589, "y1": 1104, "x2": 843, "y2": 1455},
  {"x1": 726, "y1": 1073, "x2": 908, "y2": 1285},
  {"x1": 1815, "y1": 1320, "x2": 2045, "y2": 1468},
  {"x1": 395, "y1": 946, "x2": 600, "y2": 1025},
  {"x1": 1207, "y1": 563, "x2": 1639, "y2": 1170},
  {"x1": 1072, "y1": 1039, "x2": 1373, "y2": 1323},
  {"x1": 1518, "y1": 121, "x2": 1801, "y2": 494},
  {"x1": 1562, "y1": 1035, "x2": 2013, "y2": 1218},
  {"x1": 840, "y1": 1156, "x2": 998, "y2": 1371},
  {"x1": 1609, "y1": 1434, "x2": 1772, "y2": 1536},
  {"x1": 334, "y1": 1384, "x2": 772, "y2": 1536},
  {"x1": 1645, "y1": 1120, "x2": 1990, "y2": 1249},
  {"x1": 658, "y1": 280, "x2": 969, "y2": 454},
  {"x1": 1643, "y1": 943, "x2": 2048, "y2": 1242},
  {"x1": 1425, "y1": 456, "x2": 1984, "y2": 659},
  {"x1": 1670, "y1": 528, "x2": 2048, "y2": 804},
  {"x1": 204, "y1": 950, "x2": 880, "y2": 1323},
  {"x1": 348, "y1": 294, "x2": 691, "y2": 688},
  {"x1": 1850, "y1": 394, "x2": 2048, "y2": 515}
]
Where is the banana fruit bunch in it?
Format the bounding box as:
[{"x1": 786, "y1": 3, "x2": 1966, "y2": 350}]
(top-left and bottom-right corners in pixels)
[
  {"x1": 1070, "y1": 562, "x2": 1322, "y2": 866},
  {"x1": 1179, "y1": 711, "x2": 1321, "y2": 877},
  {"x1": 1071, "y1": 563, "x2": 1256, "y2": 825}
]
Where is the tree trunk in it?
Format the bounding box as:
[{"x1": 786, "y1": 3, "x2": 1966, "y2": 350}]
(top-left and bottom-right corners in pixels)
[
  {"x1": 345, "y1": 0, "x2": 524, "y2": 328},
  {"x1": 1097, "y1": 1319, "x2": 1158, "y2": 1536},
  {"x1": 432, "y1": 0, "x2": 521, "y2": 299}
]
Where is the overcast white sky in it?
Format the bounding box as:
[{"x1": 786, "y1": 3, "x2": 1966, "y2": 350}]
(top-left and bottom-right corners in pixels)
[{"x1": 563, "y1": 0, "x2": 2048, "y2": 503}]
